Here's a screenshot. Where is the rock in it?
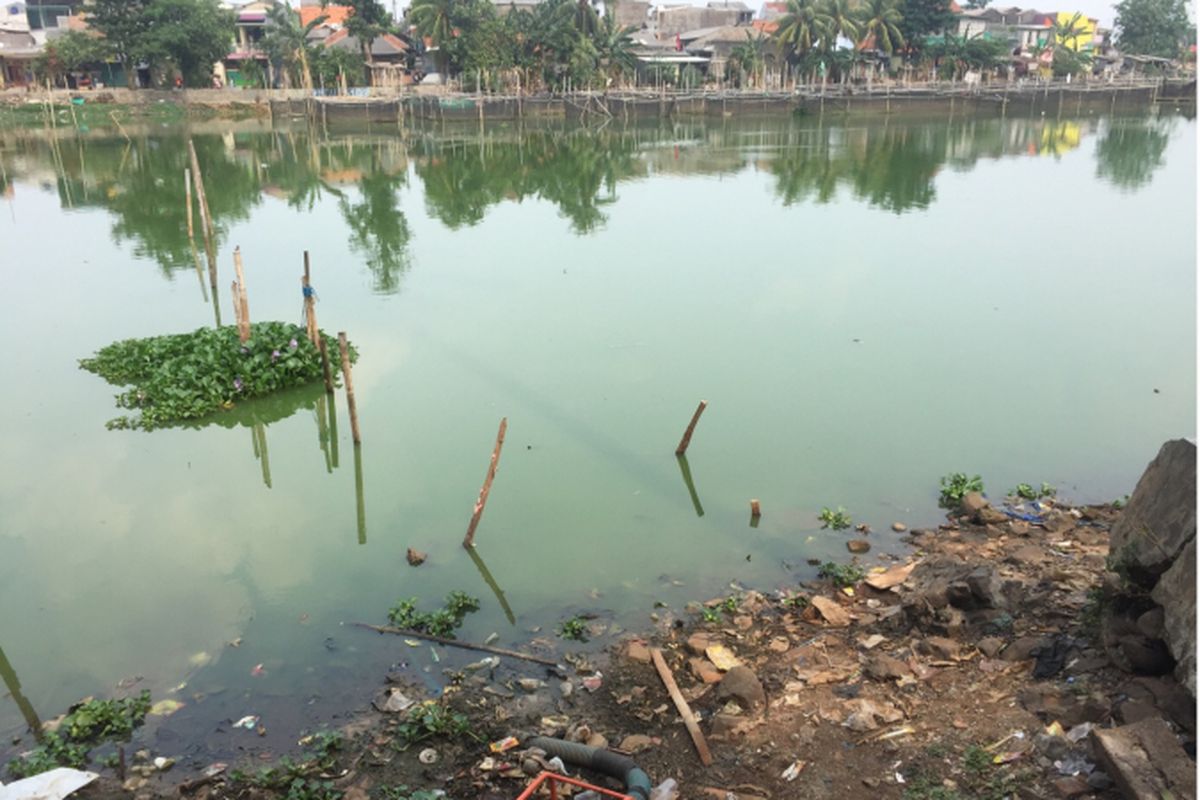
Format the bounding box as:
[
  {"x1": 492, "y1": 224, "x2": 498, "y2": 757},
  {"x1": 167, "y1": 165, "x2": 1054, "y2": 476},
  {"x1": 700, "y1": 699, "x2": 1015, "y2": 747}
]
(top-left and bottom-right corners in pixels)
[
  {"x1": 1118, "y1": 634, "x2": 1174, "y2": 675},
  {"x1": 689, "y1": 658, "x2": 723, "y2": 685},
  {"x1": 686, "y1": 634, "x2": 714, "y2": 655},
  {"x1": 1135, "y1": 608, "x2": 1165, "y2": 640},
  {"x1": 1007, "y1": 545, "x2": 1046, "y2": 565},
  {"x1": 708, "y1": 713, "x2": 747, "y2": 739},
  {"x1": 1114, "y1": 700, "x2": 1163, "y2": 726},
  {"x1": 1010, "y1": 520, "x2": 1032, "y2": 536},
  {"x1": 1091, "y1": 718, "x2": 1195, "y2": 800},
  {"x1": 965, "y1": 567, "x2": 1008, "y2": 609},
  {"x1": 1034, "y1": 732, "x2": 1070, "y2": 760},
  {"x1": 977, "y1": 637, "x2": 1005, "y2": 658},
  {"x1": 864, "y1": 654, "x2": 911, "y2": 681},
  {"x1": 405, "y1": 548, "x2": 426, "y2": 566},
  {"x1": 978, "y1": 506, "x2": 1009, "y2": 526},
  {"x1": 1086, "y1": 771, "x2": 1113, "y2": 791},
  {"x1": 517, "y1": 679, "x2": 545, "y2": 692},
  {"x1": 1108, "y1": 439, "x2": 1196, "y2": 585},
  {"x1": 1051, "y1": 776, "x2": 1089, "y2": 798},
  {"x1": 618, "y1": 734, "x2": 654, "y2": 753},
  {"x1": 892, "y1": 522, "x2": 908, "y2": 532},
  {"x1": 961, "y1": 492, "x2": 989, "y2": 515},
  {"x1": 847, "y1": 539, "x2": 871, "y2": 554},
  {"x1": 1042, "y1": 511, "x2": 1077, "y2": 535},
  {"x1": 586, "y1": 733, "x2": 609, "y2": 749},
  {"x1": 1002, "y1": 636, "x2": 1046, "y2": 662},
  {"x1": 625, "y1": 640, "x2": 652, "y2": 663},
  {"x1": 917, "y1": 636, "x2": 961, "y2": 661},
  {"x1": 715, "y1": 666, "x2": 766, "y2": 711},
  {"x1": 373, "y1": 688, "x2": 415, "y2": 713},
  {"x1": 1151, "y1": 535, "x2": 1196, "y2": 696},
  {"x1": 810, "y1": 596, "x2": 851, "y2": 627}
]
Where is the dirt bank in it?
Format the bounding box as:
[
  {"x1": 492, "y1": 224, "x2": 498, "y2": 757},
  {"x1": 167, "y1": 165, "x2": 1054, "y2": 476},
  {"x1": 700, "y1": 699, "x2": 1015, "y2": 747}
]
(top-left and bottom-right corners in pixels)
[{"x1": 50, "y1": 491, "x2": 1194, "y2": 800}]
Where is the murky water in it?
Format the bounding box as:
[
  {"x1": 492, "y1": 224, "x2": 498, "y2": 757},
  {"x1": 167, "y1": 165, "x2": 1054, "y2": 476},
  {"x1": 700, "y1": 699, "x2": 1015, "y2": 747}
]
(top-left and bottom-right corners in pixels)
[{"x1": 0, "y1": 110, "x2": 1195, "y2": 764}]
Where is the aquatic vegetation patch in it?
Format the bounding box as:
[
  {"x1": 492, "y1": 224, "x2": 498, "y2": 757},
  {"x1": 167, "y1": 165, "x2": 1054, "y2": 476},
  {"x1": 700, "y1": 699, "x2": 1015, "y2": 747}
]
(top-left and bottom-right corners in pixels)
[
  {"x1": 387, "y1": 591, "x2": 480, "y2": 638},
  {"x1": 818, "y1": 562, "x2": 866, "y2": 587},
  {"x1": 818, "y1": 506, "x2": 853, "y2": 530},
  {"x1": 938, "y1": 473, "x2": 985, "y2": 509},
  {"x1": 79, "y1": 322, "x2": 352, "y2": 431},
  {"x1": 394, "y1": 701, "x2": 478, "y2": 748},
  {"x1": 6, "y1": 691, "x2": 151, "y2": 778},
  {"x1": 558, "y1": 615, "x2": 589, "y2": 641},
  {"x1": 1011, "y1": 482, "x2": 1056, "y2": 500}
]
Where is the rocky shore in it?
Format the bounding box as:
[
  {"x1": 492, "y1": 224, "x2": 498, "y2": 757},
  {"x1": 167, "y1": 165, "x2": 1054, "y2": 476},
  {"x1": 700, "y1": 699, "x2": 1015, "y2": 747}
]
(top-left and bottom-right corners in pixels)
[{"x1": 30, "y1": 440, "x2": 1198, "y2": 800}]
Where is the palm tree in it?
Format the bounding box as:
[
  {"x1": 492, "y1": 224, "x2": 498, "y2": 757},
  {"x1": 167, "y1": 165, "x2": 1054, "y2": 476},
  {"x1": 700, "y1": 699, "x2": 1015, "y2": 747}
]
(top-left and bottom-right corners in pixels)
[
  {"x1": 774, "y1": 0, "x2": 832, "y2": 60},
  {"x1": 857, "y1": 0, "x2": 904, "y2": 55},
  {"x1": 821, "y1": 0, "x2": 861, "y2": 49},
  {"x1": 729, "y1": 30, "x2": 769, "y2": 86},
  {"x1": 593, "y1": 15, "x2": 636, "y2": 85},
  {"x1": 1052, "y1": 12, "x2": 1091, "y2": 53},
  {"x1": 408, "y1": 0, "x2": 454, "y2": 74},
  {"x1": 262, "y1": 1, "x2": 326, "y2": 91}
]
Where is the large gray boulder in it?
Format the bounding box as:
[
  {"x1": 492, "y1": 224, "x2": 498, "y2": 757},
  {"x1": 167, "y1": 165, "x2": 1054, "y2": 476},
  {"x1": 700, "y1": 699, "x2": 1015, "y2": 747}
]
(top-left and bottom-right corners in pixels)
[
  {"x1": 1108, "y1": 439, "x2": 1196, "y2": 585},
  {"x1": 1151, "y1": 535, "x2": 1196, "y2": 697}
]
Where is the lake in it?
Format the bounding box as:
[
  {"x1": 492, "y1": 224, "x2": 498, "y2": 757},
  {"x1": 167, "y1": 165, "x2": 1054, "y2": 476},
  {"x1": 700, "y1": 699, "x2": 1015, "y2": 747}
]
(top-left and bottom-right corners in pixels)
[{"x1": 0, "y1": 108, "x2": 1195, "y2": 765}]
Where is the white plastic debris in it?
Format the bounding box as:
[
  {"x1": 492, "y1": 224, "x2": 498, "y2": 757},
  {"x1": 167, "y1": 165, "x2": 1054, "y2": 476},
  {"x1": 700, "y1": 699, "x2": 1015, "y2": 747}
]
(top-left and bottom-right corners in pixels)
[{"x1": 0, "y1": 767, "x2": 98, "y2": 800}]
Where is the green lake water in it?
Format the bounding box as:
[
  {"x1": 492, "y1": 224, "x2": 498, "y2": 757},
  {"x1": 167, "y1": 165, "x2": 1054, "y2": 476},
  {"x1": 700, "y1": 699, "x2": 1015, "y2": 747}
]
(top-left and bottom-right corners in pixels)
[{"x1": 0, "y1": 110, "x2": 1195, "y2": 764}]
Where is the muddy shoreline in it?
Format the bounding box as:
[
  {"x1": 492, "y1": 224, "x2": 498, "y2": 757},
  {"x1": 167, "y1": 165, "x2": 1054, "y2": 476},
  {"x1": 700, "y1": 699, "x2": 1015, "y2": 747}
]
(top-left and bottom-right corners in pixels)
[{"x1": 15, "y1": 480, "x2": 1194, "y2": 800}]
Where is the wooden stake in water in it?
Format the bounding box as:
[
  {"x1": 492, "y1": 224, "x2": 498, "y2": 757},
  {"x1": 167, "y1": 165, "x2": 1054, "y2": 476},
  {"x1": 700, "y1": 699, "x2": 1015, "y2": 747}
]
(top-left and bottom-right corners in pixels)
[
  {"x1": 463, "y1": 417, "x2": 507, "y2": 549},
  {"x1": 184, "y1": 168, "x2": 195, "y2": 244},
  {"x1": 230, "y1": 281, "x2": 242, "y2": 331},
  {"x1": 353, "y1": 442, "x2": 367, "y2": 544},
  {"x1": 750, "y1": 498, "x2": 762, "y2": 518},
  {"x1": 338, "y1": 332, "x2": 360, "y2": 444},
  {"x1": 675, "y1": 400, "x2": 707, "y2": 456},
  {"x1": 233, "y1": 247, "x2": 250, "y2": 342},
  {"x1": 302, "y1": 251, "x2": 319, "y2": 347},
  {"x1": 187, "y1": 140, "x2": 218, "y2": 293},
  {"x1": 318, "y1": 337, "x2": 334, "y2": 394}
]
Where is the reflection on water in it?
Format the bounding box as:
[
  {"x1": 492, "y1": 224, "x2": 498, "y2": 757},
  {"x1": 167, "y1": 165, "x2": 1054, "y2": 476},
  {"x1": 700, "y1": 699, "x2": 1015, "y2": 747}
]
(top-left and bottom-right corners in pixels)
[
  {"x1": 1, "y1": 113, "x2": 1181, "y2": 290},
  {"x1": 0, "y1": 110, "x2": 1193, "y2": 763}
]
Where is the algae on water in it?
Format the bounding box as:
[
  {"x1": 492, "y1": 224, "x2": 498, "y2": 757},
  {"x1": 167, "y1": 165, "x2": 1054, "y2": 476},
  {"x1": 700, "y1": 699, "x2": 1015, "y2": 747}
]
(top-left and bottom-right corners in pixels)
[{"x1": 80, "y1": 322, "x2": 354, "y2": 431}]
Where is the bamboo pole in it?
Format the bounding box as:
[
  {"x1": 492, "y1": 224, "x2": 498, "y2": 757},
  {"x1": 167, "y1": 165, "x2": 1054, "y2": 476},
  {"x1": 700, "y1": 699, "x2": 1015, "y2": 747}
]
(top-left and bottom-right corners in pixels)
[
  {"x1": 352, "y1": 622, "x2": 558, "y2": 667},
  {"x1": 319, "y1": 337, "x2": 334, "y2": 394},
  {"x1": 650, "y1": 648, "x2": 713, "y2": 766},
  {"x1": 463, "y1": 418, "x2": 507, "y2": 549},
  {"x1": 338, "y1": 332, "x2": 360, "y2": 444},
  {"x1": 233, "y1": 247, "x2": 251, "y2": 342},
  {"x1": 230, "y1": 281, "x2": 242, "y2": 331},
  {"x1": 353, "y1": 442, "x2": 367, "y2": 544},
  {"x1": 302, "y1": 251, "x2": 319, "y2": 347},
  {"x1": 184, "y1": 168, "x2": 195, "y2": 244},
  {"x1": 674, "y1": 400, "x2": 707, "y2": 456},
  {"x1": 676, "y1": 454, "x2": 705, "y2": 517},
  {"x1": 187, "y1": 140, "x2": 218, "y2": 293}
]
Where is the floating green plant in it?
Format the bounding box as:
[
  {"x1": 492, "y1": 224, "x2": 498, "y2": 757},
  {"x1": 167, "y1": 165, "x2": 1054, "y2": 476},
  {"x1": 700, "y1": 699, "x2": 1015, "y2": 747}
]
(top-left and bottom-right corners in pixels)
[{"x1": 80, "y1": 322, "x2": 353, "y2": 431}]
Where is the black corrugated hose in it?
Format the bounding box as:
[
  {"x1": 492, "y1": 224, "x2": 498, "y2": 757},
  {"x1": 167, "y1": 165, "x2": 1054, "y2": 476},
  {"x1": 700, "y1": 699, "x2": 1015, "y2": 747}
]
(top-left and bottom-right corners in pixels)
[{"x1": 527, "y1": 736, "x2": 653, "y2": 800}]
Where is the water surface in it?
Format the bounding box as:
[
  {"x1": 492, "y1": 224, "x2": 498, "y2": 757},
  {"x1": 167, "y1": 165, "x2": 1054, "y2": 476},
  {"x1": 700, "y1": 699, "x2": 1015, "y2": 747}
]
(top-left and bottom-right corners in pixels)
[{"x1": 0, "y1": 110, "x2": 1194, "y2": 763}]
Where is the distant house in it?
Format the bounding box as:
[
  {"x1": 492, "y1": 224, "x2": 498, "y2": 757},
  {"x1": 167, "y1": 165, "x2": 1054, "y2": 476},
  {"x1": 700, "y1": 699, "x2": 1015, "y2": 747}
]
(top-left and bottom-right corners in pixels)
[
  {"x1": 612, "y1": 0, "x2": 651, "y2": 29},
  {"x1": 221, "y1": 0, "x2": 272, "y2": 86},
  {"x1": 0, "y1": 28, "x2": 40, "y2": 88},
  {"x1": 656, "y1": 3, "x2": 752, "y2": 37},
  {"x1": 299, "y1": 0, "x2": 352, "y2": 29},
  {"x1": 322, "y1": 27, "x2": 414, "y2": 87}
]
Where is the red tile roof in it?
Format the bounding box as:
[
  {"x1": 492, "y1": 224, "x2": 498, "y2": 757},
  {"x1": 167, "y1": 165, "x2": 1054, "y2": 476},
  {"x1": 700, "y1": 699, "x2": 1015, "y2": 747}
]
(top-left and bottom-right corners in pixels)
[{"x1": 301, "y1": 4, "x2": 352, "y2": 28}]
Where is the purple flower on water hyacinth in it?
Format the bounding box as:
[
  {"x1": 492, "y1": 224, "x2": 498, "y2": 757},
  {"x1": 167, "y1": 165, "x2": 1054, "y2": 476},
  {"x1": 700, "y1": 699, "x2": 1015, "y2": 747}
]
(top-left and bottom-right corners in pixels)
[
  {"x1": 289, "y1": 338, "x2": 299, "y2": 350},
  {"x1": 271, "y1": 349, "x2": 281, "y2": 362},
  {"x1": 233, "y1": 377, "x2": 244, "y2": 392}
]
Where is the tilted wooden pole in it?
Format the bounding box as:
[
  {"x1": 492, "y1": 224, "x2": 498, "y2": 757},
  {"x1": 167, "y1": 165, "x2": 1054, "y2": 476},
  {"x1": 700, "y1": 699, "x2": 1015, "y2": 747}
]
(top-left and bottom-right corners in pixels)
[
  {"x1": 184, "y1": 168, "x2": 194, "y2": 244},
  {"x1": 650, "y1": 648, "x2": 713, "y2": 766},
  {"x1": 463, "y1": 418, "x2": 507, "y2": 549},
  {"x1": 186, "y1": 139, "x2": 218, "y2": 293},
  {"x1": 232, "y1": 247, "x2": 251, "y2": 342},
  {"x1": 675, "y1": 400, "x2": 707, "y2": 456},
  {"x1": 338, "y1": 332, "x2": 360, "y2": 444}
]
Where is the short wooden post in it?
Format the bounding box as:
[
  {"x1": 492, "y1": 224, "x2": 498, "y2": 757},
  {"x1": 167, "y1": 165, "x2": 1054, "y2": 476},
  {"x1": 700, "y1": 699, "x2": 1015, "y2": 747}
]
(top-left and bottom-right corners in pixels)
[
  {"x1": 318, "y1": 337, "x2": 334, "y2": 393},
  {"x1": 674, "y1": 400, "x2": 707, "y2": 456},
  {"x1": 338, "y1": 332, "x2": 360, "y2": 444},
  {"x1": 302, "y1": 251, "x2": 319, "y2": 347},
  {"x1": 750, "y1": 499, "x2": 761, "y2": 517},
  {"x1": 232, "y1": 247, "x2": 250, "y2": 342},
  {"x1": 230, "y1": 281, "x2": 242, "y2": 330},
  {"x1": 463, "y1": 417, "x2": 507, "y2": 549}
]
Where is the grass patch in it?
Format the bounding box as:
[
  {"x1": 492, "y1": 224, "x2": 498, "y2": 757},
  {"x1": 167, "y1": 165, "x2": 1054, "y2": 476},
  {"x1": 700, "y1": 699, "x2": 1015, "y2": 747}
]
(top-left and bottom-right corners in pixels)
[
  {"x1": 7, "y1": 691, "x2": 151, "y2": 778},
  {"x1": 938, "y1": 473, "x2": 984, "y2": 509},
  {"x1": 387, "y1": 591, "x2": 480, "y2": 638},
  {"x1": 818, "y1": 562, "x2": 866, "y2": 587},
  {"x1": 80, "y1": 322, "x2": 351, "y2": 431},
  {"x1": 818, "y1": 506, "x2": 852, "y2": 530},
  {"x1": 394, "y1": 701, "x2": 478, "y2": 748},
  {"x1": 558, "y1": 615, "x2": 589, "y2": 641}
]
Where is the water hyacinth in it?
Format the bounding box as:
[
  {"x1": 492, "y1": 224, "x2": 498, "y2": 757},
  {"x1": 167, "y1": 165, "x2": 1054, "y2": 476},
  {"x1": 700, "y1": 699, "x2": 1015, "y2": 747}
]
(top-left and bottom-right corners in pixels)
[{"x1": 79, "y1": 322, "x2": 355, "y2": 431}]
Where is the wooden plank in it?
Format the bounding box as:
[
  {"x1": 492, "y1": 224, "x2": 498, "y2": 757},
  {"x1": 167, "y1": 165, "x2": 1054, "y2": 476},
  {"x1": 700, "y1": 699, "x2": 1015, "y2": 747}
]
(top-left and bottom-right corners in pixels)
[{"x1": 650, "y1": 647, "x2": 713, "y2": 766}]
